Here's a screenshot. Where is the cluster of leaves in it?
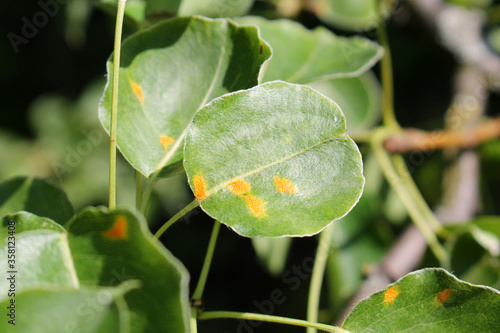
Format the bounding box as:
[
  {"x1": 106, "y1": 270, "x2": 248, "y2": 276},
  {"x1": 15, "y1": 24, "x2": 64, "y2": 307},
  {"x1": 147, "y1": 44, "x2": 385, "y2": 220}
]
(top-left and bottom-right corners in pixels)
[{"x1": 2, "y1": 0, "x2": 500, "y2": 332}]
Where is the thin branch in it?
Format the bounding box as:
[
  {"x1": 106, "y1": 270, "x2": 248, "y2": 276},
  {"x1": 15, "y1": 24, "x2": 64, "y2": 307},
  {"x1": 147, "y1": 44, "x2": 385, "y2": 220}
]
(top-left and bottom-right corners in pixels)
[{"x1": 383, "y1": 116, "x2": 500, "y2": 153}]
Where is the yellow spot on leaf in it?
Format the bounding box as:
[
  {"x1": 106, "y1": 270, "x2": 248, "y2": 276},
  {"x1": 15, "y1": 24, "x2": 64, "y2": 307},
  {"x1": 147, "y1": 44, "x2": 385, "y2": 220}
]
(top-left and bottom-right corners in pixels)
[
  {"x1": 193, "y1": 174, "x2": 207, "y2": 200},
  {"x1": 437, "y1": 289, "x2": 452, "y2": 305},
  {"x1": 274, "y1": 176, "x2": 297, "y2": 194},
  {"x1": 383, "y1": 286, "x2": 399, "y2": 303},
  {"x1": 228, "y1": 178, "x2": 251, "y2": 195},
  {"x1": 242, "y1": 194, "x2": 267, "y2": 217},
  {"x1": 103, "y1": 216, "x2": 128, "y2": 240},
  {"x1": 160, "y1": 135, "x2": 175, "y2": 152},
  {"x1": 129, "y1": 78, "x2": 144, "y2": 106}
]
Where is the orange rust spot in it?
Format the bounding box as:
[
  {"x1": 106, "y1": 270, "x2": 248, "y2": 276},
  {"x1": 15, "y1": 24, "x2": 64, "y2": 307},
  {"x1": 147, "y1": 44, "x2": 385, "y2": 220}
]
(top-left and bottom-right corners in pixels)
[
  {"x1": 228, "y1": 178, "x2": 251, "y2": 195},
  {"x1": 437, "y1": 289, "x2": 452, "y2": 305},
  {"x1": 129, "y1": 78, "x2": 144, "y2": 106},
  {"x1": 160, "y1": 135, "x2": 175, "y2": 152},
  {"x1": 103, "y1": 216, "x2": 128, "y2": 240},
  {"x1": 383, "y1": 286, "x2": 399, "y2": 303},
  {"x1": 242, "y1": 194, "x2": 267, "y2": 217},
  {"x1": 193, "y1": 174, "x2": 207, "y2": 200},
  {"x1": 274, "y1": 176, "x2": 297, "y2": 194}
]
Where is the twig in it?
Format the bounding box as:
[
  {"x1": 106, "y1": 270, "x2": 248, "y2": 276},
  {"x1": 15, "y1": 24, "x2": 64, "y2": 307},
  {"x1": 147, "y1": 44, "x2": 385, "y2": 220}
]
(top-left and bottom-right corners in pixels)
[{"x1": 383, "y1": 116, "x2": 500, "y2": 153}]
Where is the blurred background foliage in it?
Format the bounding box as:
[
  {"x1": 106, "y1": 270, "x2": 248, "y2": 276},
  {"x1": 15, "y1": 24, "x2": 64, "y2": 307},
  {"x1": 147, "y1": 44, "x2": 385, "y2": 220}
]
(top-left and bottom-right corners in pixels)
[{"x1": 1, "y1": 0, "x2": 500, "y2": 331}]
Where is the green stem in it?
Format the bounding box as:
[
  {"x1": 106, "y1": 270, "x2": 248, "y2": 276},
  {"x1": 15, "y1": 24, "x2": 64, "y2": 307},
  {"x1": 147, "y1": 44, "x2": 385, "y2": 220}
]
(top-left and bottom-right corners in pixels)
[
  {"x1": 140, "y1": 178, "x2": 157, "y2": 216},
  {"x1": 190, "y1": 308, "x2": 198, "y2": 333},
  {"x1": 391, "y1": 155, "x2": 448, "y2": 237},
  {"x1": 378, "y1": 24, "x2": 400, "y2": 130},
  {"x1": 154, "y1": 199, "x2": 199, "y2": 239},
  {"x1": 190, "y1": 221, "x2": 220, "y2": 333},
  {"x1": 192, "y1": 221, "x2": 221, "y2": 301},
  {"x1": 135, "y1": 171, "x2": 143, "y2": 211},
  {"x1": 371, "y1": 129, "x2": 449, "y2": 267},
  {"x1": 307, "y1": 226, "x2": 333, "y2": 333},
  {"x1": 197, "y1": 311, "x2": 350, "y2": 333},
  {"x1": 108, "y1": 0, "x2": 127, "y2": 210}
]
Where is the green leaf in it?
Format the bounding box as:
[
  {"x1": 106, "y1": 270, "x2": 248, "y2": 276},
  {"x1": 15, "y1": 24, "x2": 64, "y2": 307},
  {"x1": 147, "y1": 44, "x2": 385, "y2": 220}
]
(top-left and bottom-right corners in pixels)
[
  {"x1": 236, "y1": 16, "x2": 384, "y2": 83},
  {"x1": 342, "y1": 268, "x2": 500, "y2": 332},
  {"x1": 179, "y1": 0, "x2": 254, "y2": 17},
  {"x1": 307, "y1": 71, "x2": 382, "y2": 134},
  {"x1": 0, "y1": 176, "x2": 74, "y2": 225},
  {"x1": 67, "y1": 207, "x2": 191, "y2": 333},
  {"x1": 99, "y1": 16, "x2": 271, "y2": 179},
  {"x1": 184, "y1": 81, "x2": 364, "y2": 237},
  {"x1": 0, "y1": 285, "x2": 135, "y2": 333},
  {"x1": 0, "y1": 212, "x2": 77, "y2": 298},
  {"x1": 310, "y1": 0, "x2": 392, "y2": 31}
]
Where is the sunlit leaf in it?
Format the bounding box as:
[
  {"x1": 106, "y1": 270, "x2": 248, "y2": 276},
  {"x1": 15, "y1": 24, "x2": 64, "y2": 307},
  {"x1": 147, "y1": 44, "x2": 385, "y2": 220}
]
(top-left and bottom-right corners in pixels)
[
  {"x1": 67, "y1": 207, "x2": 191, "y2": 332},
  {"x1": 236, "y1": 16, "x2": 383, "y2": 83},
  {"x1": 99, "y1": 16, "x2": 271, "y2": 179},
  {"x1": 184, "y1": 81, "x2": 364, "y2": 237},
  {"x1": 0, "y1": 177, "x2": 74, "y2": 225},
  {"x1": 342, "y1": 268, "x2": 500, "y2": 332}
]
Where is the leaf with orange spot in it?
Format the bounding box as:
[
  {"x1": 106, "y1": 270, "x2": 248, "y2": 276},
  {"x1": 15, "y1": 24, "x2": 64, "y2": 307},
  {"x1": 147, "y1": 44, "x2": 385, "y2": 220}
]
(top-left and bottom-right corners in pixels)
[
  {"x1": 67, "y1": 207, "x2": 191, "y2": 332},
  {"x1": 99, "y1": 17, "x2": 271, "y2": 179},
  {"x1": 128, "y1": 78, "x2": 144, "y2": 107},
  {"x1": 242, "y1": 194, "x2": 267, "y2": 217},
  {"x1": 184, "y1": 81, "x2": 364, "y2": 237},
  {"x1": 437, "y1": 289, "x2": 452, "y2": 305},
  {"x1": 342, "y1": 268, "x2": 500, "y2": 332},
  {"x1": 274, "y1": 176, "x2": 297, "y2": 194},
  {"x1": 383, "y1": 286, "x2": 399, "y2": 303},
  {"x1": 160, "y1": 135, "x2": 175, "y2": 152},
  {"x1": 228, "y1": 178, "x2": 252, "y2": 195},
  {"x1": 193, "y1": 174, "x2": 207, "y2": 200},
  {"x1": 102, "y1": 216, "x2": 128, "y2": 240}
]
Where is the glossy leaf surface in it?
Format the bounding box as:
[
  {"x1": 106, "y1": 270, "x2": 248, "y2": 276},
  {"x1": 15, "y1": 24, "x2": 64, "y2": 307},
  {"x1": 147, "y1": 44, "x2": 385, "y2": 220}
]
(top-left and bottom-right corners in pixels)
[
  {"x1": 99, "y1": 16, "x2": 271, "y2": 178},
  {"x1": 342, "y1": 268, "x2": 500, "y2": 332},
  {"x1": 236, "y1": 16, "x2": 383, "y2": 83},
  {"x1": 184, "y1": 81, "x2": 364, "y2": 237}
]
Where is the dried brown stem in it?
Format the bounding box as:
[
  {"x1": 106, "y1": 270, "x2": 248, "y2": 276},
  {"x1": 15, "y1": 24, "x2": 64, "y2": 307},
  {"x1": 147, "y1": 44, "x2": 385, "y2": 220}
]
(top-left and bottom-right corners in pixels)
[{"x1": 383, "y1": 116, "x2": 500, "y2": 153}]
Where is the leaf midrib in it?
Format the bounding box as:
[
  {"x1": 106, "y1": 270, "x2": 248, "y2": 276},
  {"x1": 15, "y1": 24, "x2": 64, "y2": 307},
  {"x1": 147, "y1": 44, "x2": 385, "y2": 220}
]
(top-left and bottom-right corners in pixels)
[{"x1": 205, "y1": 132, "x2": 347, "y2": 198}]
